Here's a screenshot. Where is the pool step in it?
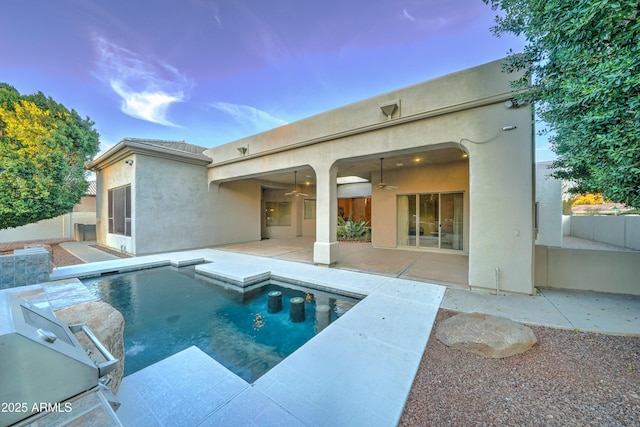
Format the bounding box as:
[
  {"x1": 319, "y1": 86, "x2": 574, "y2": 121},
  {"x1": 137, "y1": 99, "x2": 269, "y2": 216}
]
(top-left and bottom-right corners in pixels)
[{"x1": 195, "y1": 262, "x2": 271, "y2": 292}]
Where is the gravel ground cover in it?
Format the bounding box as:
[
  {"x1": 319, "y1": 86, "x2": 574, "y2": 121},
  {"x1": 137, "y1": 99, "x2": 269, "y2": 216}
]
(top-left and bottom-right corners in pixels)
[{"x1": 400, "y1": 310, "x2": 640, "y2": 427}]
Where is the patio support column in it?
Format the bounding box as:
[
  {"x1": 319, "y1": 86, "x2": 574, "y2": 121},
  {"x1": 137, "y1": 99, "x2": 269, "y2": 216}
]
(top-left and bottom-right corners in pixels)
[{"x1": 313, "y1": 163, "x2": 339, "y2": 265}]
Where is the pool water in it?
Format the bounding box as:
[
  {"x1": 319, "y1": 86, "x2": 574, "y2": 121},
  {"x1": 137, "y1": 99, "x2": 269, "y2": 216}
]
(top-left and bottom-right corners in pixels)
[{"x1": 81, "y1": 266, "x2": 357, "y2": 382}]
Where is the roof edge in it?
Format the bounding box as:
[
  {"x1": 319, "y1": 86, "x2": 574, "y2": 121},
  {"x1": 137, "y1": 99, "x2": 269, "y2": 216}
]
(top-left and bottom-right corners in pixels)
[{"x1": 87, "y1": 138, "x2": 212, "y2": 171}]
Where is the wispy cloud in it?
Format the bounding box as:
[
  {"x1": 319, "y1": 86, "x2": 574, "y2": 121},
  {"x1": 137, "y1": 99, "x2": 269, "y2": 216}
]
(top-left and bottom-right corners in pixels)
[
  {"x1": 403, "y1": 9, "x2": 415, "y2": 22},
  {"x1": 94, "y1": 36, "x2": 192, "y2": 126},
  {"x1": 211, "y1": 102, "x2": 287, "y2": 131}
]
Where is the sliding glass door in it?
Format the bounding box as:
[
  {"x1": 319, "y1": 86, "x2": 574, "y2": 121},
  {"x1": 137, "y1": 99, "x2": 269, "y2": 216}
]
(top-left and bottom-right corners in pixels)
[{"x1": 397, "y1": 192, "x2": 463, "y2": 250}]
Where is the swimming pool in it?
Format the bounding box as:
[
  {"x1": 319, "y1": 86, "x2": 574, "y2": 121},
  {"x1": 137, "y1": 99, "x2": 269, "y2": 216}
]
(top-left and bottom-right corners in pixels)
[{"x1": 81, "y1": 266, "x2": 358, "y2": 382}]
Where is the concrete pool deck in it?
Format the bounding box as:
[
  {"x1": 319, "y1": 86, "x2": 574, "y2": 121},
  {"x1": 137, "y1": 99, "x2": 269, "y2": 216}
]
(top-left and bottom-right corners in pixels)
[
  {"x1": 51, "y1": 248, "x2": 445, "y2": 426},
  {"x1": 40, "y1": 244, "x2": 640, "y2": 425}
]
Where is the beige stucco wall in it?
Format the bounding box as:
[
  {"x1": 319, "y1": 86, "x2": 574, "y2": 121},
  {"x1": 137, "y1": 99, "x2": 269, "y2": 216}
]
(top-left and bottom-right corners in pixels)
[
  {"x1": 97, "y1": 154, "x2": 264, "y2": 255},
  {"x1": 570, "y1": 215, "x2": 640, "y2": 250},
  {"x1": 536, "y1": 245, "x2": 640, "y2": 295},
  {"x1": 204, "y1": 59, "x2": 519, "y2": 164},
  {"x1": 0, "y1": 196, "x2": 97, "y2": 244},
  {"x1": 96, "y1": 155, "x2": 135, "y2": 253},
  {"x1": 133, "y1": 155, "x2": 215, "y2": 254},
  {"x1": 204, "y1": 59, "x2": 535, "y2": 294},
  {"x1": 0, "y1": 216, "x2": 73, "y2": 243},
  {"x1": 210, "y1": 179, "x2": 263, "y2": 244},
  {"x1": 535, "y1": 161, "x2": 563, "y2": 247}
]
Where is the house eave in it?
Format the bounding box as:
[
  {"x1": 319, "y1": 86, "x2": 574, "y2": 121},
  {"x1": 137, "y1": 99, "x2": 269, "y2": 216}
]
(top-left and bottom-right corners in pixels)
[{"x1": 87, "y1": 139, "x2": 212, "y2": 171}]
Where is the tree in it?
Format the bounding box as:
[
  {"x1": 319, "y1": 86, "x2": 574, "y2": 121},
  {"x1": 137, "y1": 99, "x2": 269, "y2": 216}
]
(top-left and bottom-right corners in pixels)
[
  {"x1": 484, "y1": 0, "x2": 640, "y2": 207},
  {"x1": 0, "y1": 84, "x2": 100, "y2": 229}
]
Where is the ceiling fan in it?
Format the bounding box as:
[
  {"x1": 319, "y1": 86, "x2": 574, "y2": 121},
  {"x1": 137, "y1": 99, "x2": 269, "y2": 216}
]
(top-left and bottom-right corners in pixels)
[
  {"x1": 284, "y1": 171, "x2": 309, "y2": 197},
  {"x1": 376, "y1": 158, "x2": 398, "y2": 190}
]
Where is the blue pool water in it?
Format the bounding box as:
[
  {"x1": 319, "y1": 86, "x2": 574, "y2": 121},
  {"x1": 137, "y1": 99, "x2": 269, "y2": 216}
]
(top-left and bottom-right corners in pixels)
[{"x1": 81, "y1": 266, "x2": 357, "y2": 382}]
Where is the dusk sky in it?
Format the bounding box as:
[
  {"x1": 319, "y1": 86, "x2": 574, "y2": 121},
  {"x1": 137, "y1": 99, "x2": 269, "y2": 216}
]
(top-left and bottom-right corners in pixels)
[{"x1": 1, "y1": 0, "x2": 552, "y2": 160}]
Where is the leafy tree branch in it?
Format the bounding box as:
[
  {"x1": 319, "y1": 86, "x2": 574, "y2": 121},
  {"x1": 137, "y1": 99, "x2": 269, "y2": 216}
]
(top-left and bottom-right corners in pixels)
[
  {"x1": 0, "y1": 84, "x2": 100, "y2": 229},
  {"x1": 485, "y1": 0, "x2": 640, "y2": 207}
]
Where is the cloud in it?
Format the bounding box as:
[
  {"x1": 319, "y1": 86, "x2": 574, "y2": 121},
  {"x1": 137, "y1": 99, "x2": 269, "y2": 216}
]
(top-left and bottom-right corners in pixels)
[
  {"x1": 403, "y1": 9, "x2": 416, "y2": 22},
  {"x1": 94, "y1": 36, "x2": 192, "y2": 126},
  {"x1": 211, "y1": 102, "x2": 288, "y2": 131}
]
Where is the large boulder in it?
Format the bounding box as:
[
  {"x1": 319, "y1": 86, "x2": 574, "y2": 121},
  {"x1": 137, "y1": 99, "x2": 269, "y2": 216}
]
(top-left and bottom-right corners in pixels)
[
  {"x1": 435, "y1": 312, "x2": 537, "y2": 358},
  {"x1": 55, "y1": 302, "x2": 125, "y2": 392}
]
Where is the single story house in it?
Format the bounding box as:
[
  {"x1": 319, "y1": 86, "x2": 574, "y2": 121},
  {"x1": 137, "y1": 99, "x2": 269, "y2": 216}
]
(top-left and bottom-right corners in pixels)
[{"x1": 88, "y1": 58, "x2": 538, "y2": 294}]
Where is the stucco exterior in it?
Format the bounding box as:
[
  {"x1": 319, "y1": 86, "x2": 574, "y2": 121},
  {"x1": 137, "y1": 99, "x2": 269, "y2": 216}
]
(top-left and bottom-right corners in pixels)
[
  {"x1": 204, "y1": 58, "x2": 535, "y2": 294},
  {"x1": 535, "y1": 161, "x2": 563, "y2": 247},
  {"x1": 89, "y1": 58, "x2": 537, "y2": 294}
]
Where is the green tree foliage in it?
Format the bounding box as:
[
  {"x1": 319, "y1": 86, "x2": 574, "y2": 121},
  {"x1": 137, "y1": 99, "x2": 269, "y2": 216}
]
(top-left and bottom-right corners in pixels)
[
  {"x1": 0, "y1": 84, "x2": 100, "y2": 229},
  {"x1": 484, "y1": 0, "x2": 640, "y2": 207}
]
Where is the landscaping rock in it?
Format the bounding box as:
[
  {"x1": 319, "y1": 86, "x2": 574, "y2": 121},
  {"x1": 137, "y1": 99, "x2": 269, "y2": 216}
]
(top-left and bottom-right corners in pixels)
[
  {"x1": 55, "y1": 301, "x2": 125, "y2": 392},
  {"x1": 435, "y1": 312, "x2": 537, "y2": 358}
]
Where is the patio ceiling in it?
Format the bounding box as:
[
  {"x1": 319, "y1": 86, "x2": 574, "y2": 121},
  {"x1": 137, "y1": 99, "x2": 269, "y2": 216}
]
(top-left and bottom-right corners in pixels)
[{"x1": 258, "y1": 147, "x2": 466, "y2": 187}]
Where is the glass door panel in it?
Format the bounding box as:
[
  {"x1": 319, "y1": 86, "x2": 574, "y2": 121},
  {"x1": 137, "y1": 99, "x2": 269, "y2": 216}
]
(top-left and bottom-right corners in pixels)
[
  {"x1": 396, "y1": 195, "x2": 415, "y2": 246},
  {"x1": 419, "y1": 194, "x2": 439, "y2": 248},
  {"x1": 440, "y1": 193, "x2": 463, "y2": 250}
]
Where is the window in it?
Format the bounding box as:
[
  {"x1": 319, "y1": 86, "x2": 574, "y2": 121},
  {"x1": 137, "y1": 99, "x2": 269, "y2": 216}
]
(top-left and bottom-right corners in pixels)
[
  {"x1": 265, "y1": 201, "x2": 291, "y2": 226},
  {"x1": 397, "y1": 192, "x2": 463, "y2": 250},
  {"x1": 108, "y1": 185, "x2": 131, "y2": 236},
  {"x1": 304, "y1": 199, "x2": 316, "y2": 220}
]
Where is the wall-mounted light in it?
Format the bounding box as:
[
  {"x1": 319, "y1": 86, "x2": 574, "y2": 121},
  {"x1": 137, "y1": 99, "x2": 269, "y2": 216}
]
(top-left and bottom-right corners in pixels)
[
  {"x1": 504, "y1": 98, "x2": 519, "y2": 109},
  {"x1": 502, "y1": 125, "x2": 517, "y2": 131},
  {"x1": 237, "y1": 146, "x2": 248, "y2": 156},
  {"x1": 380, "y1": 100, "x2": 400, "y2": 120},
  {"x1": 124, "y1": 159, "x2": 133, "y2": 166}
]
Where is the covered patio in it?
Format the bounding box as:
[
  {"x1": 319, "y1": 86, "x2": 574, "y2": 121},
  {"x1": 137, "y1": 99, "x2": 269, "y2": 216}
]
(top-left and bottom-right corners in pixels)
[{"x1": 214, "y1": 237, "x2": 469, "y2": 288}]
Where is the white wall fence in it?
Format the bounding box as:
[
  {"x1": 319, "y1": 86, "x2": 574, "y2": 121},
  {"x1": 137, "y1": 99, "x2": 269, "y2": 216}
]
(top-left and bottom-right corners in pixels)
[
  {"x1": 536, "y1": 245, "x2": 640, "y2": 296},
  {"x1": 564, "y1": 215, "x2": 640, "y2": 251},
  {"x1": 0, "y1": 212, "x2": 96, "y2": 244}
]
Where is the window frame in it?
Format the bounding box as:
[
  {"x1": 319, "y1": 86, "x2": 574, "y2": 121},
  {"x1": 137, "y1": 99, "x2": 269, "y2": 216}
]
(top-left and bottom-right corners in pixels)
[{"x1": 108, "y1": 185, "x2": 131, "y2": 236}]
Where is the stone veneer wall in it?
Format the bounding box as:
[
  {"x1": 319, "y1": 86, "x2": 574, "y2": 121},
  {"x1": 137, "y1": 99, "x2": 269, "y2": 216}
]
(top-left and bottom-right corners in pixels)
[{"x1": 0, "y1": 248, "x2": 50, "y2": 289}]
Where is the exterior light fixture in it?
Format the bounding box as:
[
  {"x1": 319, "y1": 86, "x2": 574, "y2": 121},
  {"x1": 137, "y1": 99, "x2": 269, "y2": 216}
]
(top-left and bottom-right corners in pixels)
[
  {"x1": 124, "y1": 159, "x2": 133, "y2": 166},
  {"x1": 504, "y1": 98, "x2": 519, "y2": 109},
  {"x1": 237, "y1": 146, "x2": 248, "y2": 156},
  {"x1": 502, "y1": 125, "x2": 517, "y2": 131},
  {"x1": 380, "y1": 100, "x2": 400, "y2": 120}
]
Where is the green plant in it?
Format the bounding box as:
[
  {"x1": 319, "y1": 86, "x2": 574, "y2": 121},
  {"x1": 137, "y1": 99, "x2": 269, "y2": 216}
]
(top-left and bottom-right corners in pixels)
[
  {"x1": 484, "y1": 0, "x2": 640, "y2": 207},
  {"x1": 337, "y1": 216, "x2": 371, "y2": 241},
  {"x1": 0, "y1": 83, "x2": 100, "y2": 229}
]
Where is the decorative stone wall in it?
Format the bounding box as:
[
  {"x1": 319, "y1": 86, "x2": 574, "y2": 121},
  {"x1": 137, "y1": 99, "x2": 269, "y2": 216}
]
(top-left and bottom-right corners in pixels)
[{"x1": 0, "y1": 247, "x2": 50, "y2": 289}]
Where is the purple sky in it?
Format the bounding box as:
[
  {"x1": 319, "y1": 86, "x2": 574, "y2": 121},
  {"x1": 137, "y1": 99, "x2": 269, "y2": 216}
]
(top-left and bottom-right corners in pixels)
[{"x1": 0, "y1": 0, "x2": 552, "y2": 159}]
